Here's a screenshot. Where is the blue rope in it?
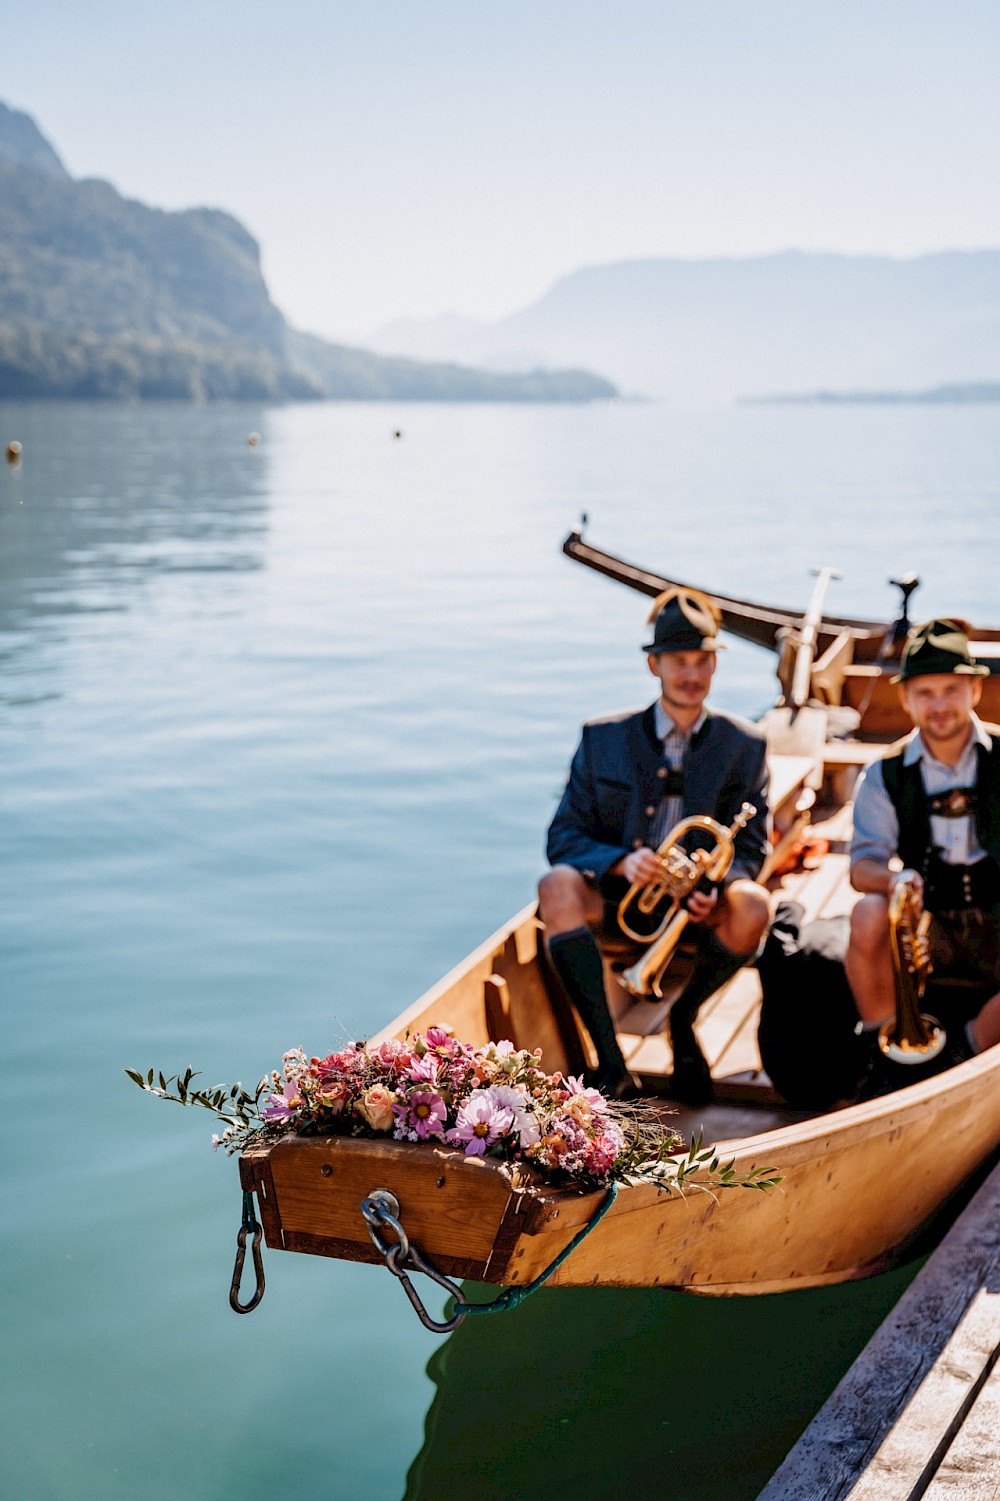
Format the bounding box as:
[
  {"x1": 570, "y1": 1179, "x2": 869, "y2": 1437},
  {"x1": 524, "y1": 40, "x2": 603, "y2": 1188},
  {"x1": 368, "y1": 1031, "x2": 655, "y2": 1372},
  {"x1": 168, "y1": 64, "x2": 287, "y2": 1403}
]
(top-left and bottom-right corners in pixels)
[{"x1": 454, "y1": 1181, "x2": 619, "y2": 1318}]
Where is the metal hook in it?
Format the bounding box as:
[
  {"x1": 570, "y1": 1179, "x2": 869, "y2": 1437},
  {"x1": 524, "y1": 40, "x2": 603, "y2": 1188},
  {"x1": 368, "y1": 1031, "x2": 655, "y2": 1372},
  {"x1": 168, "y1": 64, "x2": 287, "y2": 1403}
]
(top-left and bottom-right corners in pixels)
[
  {"x1": 358, "y1": 1181, "x2": 619, "y2": 1335},
  {"x1": 361, "y1": 1189, "x2": 467, "y2": 1333},
  {"x1": 230, "y1": 1189, "x2": 266, "y2": 1314}
]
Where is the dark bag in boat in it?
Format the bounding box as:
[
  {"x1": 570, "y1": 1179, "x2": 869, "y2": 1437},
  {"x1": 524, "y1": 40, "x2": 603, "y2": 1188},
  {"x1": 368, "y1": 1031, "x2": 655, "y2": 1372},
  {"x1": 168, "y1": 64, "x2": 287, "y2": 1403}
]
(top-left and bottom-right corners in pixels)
[{"x1": 757, "y1": 900, "x2": 868, "y2": 1109}]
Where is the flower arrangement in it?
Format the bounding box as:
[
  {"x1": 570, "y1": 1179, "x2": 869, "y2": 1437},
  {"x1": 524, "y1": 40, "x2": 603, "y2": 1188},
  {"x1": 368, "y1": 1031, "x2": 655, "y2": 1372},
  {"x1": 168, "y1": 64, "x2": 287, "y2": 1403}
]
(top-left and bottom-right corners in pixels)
[{"x1": 128, "y1": 1028, "x2": 778, "y2": 1194}]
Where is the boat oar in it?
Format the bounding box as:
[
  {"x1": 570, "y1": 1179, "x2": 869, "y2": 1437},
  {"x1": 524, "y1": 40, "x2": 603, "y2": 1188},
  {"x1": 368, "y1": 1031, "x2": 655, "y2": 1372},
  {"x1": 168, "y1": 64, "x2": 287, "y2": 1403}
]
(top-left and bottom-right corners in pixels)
[
  {"x1": 788, "y1": 565, "x2": 842, "y2": 711},
  {"x1": 765, "y1": 565, "x2": 842, "y2": 768}
]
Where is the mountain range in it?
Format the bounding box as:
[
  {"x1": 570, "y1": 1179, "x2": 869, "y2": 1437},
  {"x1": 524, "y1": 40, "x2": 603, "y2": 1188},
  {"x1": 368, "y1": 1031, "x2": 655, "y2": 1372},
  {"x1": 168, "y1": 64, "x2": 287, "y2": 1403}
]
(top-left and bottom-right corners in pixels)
[
  {"x1": 7, "y1": 97, "x2": 997, "y2": 408},
  {"x1": 0, "y1": 102, "x2": 616, "y2": 403},
  {"x1": 371, "y1": 250, "x2": 1000, "y2": 404}
]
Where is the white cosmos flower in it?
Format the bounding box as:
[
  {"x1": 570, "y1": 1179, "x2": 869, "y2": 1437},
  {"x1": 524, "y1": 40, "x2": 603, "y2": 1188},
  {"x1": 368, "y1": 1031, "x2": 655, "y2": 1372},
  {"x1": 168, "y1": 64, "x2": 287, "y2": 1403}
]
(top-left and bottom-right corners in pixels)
[{"x1": 488, "y1": 1084, "x2": 540, "y2": 1147}]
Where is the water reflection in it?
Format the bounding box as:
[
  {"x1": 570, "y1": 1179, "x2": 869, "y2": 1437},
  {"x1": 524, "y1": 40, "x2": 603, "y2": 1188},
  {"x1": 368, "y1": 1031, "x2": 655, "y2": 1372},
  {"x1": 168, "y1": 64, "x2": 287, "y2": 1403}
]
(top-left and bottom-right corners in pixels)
[
  {"x1": 405, "y1": 1267, "x2": 917, "y2": 1501},
  {"x1": 0, "y1": 401, "x2": 272, "y2": 703}
]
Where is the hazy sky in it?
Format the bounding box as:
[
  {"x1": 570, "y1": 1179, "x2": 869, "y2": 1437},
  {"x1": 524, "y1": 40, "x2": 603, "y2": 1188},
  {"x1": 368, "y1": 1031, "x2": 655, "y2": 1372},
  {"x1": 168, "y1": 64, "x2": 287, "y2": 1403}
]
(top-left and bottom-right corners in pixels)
[{"x1": 4, "y1": 1, "x2": 1000, "y2": 341}]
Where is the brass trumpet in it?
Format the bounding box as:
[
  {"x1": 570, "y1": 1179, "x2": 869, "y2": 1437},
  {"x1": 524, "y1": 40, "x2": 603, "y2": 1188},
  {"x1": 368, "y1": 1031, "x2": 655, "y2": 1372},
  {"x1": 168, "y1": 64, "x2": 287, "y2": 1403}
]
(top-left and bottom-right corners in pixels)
[
  {"x1": 878, "y1": 873, "x2": 946, "y2": 1065},
  {"x1": 618, "y1": 803, "x2": 757, "y2": 999}
]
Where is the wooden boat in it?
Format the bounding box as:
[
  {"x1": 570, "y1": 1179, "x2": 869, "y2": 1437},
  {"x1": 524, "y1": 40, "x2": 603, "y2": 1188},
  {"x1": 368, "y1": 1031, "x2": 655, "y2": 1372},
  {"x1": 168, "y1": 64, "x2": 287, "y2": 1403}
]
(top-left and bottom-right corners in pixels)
[{"x1": 239, "y1": 558, "x2": 1000, "y2": 1300}]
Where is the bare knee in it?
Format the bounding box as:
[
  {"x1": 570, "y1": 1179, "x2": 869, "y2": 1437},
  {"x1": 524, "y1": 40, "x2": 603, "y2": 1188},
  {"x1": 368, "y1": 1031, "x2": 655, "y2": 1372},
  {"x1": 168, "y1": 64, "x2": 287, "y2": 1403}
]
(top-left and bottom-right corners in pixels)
[
  {"x1": 721, "y1": 880, "x2": 771, "y2": 952},
  {"x1": 538, "y1": 865, "x2": 587, "y2": 905},
  {"x1": 850, "y1": 895, "x2": 889, "y2": 955},
  {"x1": 538, "y1": 864, "x2": 600, "y2": 935}
]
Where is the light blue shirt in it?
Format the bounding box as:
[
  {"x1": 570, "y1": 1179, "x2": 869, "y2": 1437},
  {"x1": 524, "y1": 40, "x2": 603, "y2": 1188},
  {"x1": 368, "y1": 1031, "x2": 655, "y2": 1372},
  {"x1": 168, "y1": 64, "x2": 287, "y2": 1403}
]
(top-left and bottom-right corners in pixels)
[{"x1": 851, "y1": 714, "x2": 991, "y2": 869}]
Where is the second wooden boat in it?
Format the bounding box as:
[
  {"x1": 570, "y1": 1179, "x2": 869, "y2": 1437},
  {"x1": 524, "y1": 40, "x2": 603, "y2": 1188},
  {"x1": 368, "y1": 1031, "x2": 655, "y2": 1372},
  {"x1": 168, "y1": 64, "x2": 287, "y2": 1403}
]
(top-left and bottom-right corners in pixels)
[{"x1": 562, "y1": 529, "x2": 1000, "y2": 737}]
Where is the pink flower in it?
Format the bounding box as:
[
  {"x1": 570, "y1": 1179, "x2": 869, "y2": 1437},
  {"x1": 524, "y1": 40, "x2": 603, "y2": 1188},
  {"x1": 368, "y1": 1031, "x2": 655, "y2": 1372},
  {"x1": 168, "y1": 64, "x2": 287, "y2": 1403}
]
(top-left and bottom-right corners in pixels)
[
  {"x1": 357, "y1": 1085, "x2": 395, "y2": 1132},
  {"x1": 394, "y1": 1090, "x2": 448, "y2": 1141},
  {"x1": 488, "y1": 1084, "x2": 540, "y2": 1147},
  {"x1": 313, "y1": 1046, "x2": 357, "y2": 1082},
  {"x1": 371, "y1": 1039, "x2": 413, "y2": 1073},
  {"x1": 315, "y1": 1079, "x2": 351, "y2": 1114},
  {"x1": 447, "y1": 1091, "x2": 514, "y2": 1156},
  {"x1": 424, "y1": 1026, "x2": 458, "y2": 1054},
  {"x1": 564, "y1": 1075, "x2": 610, "y2": 1114},
  {"x1": 405, "y1": 1053, "x2": 442, "y2": 1087},
  {"x1": 583, "y1": 1137, "x2": 620, "y2": 1179},
  {"x1": 261, "y1": 1080, "x2": 303, "y2": 1122}
]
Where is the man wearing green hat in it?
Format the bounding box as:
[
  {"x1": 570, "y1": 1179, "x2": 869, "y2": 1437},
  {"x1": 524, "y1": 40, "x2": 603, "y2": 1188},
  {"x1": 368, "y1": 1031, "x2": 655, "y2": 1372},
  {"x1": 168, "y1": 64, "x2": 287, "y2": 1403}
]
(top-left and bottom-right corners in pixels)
[
  {"x1": 540, "y1": 587, "x2": 771, "y2": 1103},
  {"x1": 848, "y1": 618, "x2": 1000, "y2": 1060}
]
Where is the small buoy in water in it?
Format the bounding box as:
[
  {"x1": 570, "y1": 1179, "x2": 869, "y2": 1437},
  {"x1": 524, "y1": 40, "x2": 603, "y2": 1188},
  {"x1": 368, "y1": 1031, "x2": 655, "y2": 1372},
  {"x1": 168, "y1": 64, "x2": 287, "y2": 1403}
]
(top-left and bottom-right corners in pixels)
[
  {"x1": 247, "y1": 432, "x2": 261, "y2": 447},
  {"x1": 6, "y1": 440, "x2": 22, "y2": 465},
  {"x1": 393, "y1": 430, "x2": 402, "y2": 439}
]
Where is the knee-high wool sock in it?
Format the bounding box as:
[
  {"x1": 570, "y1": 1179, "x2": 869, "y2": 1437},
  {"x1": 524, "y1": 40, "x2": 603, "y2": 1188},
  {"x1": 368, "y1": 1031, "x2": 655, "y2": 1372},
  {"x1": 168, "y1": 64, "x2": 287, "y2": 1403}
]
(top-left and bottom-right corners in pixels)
[{"x1": 547, "y1": 926, "x2": 627, "y2": 1085}]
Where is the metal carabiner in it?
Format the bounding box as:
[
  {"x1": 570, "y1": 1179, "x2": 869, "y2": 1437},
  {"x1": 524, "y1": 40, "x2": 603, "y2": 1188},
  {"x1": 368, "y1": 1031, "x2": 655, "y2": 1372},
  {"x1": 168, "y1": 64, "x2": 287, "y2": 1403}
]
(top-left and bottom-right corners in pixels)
[
  {"x1": 230, "y1": 1189, "x2": 266, "y2": 1314},
  {"x1": 361, "y1": 1189, "x2": 467, "y2": 1334}
]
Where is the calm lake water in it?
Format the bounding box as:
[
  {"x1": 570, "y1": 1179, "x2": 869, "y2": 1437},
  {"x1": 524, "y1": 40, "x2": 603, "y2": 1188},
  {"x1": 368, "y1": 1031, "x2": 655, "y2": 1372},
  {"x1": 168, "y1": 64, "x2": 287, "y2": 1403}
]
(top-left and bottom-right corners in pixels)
[{"x1": 3, "y1": 397, "x2": 998, "y2": 1501}]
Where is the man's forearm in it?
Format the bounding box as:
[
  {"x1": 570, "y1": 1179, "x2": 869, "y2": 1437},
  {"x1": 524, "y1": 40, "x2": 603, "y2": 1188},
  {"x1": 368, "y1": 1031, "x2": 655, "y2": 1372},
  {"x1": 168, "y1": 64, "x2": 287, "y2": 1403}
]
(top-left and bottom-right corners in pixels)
[{"x1": 850, "y1": 857, "x2": 895, "y2": 895}]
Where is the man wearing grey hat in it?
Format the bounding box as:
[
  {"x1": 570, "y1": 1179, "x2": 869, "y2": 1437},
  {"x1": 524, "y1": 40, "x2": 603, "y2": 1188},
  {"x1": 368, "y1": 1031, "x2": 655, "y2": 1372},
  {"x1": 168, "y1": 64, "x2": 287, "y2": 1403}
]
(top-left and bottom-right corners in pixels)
[
  {"x1": 539, "y1": 588, "x2": 771, "y2": 1103},
  {"x1": 848, "y1": 618, "x2": 1000, "y2": 1062}
]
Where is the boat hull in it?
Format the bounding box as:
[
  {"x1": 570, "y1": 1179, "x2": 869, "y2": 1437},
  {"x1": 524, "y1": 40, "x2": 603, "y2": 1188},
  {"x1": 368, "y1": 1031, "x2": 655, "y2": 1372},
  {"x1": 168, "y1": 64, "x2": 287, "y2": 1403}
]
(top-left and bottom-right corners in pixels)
[
  {"x1": 239, "y1": 901, "x2": 1000, "y2": 1296},
  {"x1": 517, "y1": 1051, "x2": 1000, "y2": 1293}
]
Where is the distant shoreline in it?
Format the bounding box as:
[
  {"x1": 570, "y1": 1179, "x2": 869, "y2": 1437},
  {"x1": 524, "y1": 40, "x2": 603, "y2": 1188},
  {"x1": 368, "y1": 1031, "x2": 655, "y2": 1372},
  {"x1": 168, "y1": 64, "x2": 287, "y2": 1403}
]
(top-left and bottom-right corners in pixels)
[{"x1": 741, "y1": 382, "x2": 1000, "y2": 406}]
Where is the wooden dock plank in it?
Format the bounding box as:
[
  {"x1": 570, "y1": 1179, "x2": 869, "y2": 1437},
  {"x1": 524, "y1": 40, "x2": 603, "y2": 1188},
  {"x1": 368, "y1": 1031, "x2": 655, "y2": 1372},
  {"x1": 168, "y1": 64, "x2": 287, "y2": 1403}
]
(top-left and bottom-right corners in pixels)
[
  {"x1": 844, "y1": 1289, "x2": 1000, "y2": 1500},
  {"x1": 620, "y1": 1031, "x2": 671, "y2": 1074},
  {"x1": 756, "y1": 1159, "x2": 1000, "y2": 1501},
  {"x1": 922, "y1": 1350, "x2": 1000, "y2": 1501}
]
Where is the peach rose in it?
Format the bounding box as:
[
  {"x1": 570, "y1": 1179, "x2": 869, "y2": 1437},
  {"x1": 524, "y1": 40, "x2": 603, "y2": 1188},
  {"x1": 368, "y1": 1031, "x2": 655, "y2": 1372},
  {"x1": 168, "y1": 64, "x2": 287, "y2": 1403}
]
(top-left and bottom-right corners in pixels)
[{"x1": 358, "y1": 1084, "x2": 395, "y2": 1132}]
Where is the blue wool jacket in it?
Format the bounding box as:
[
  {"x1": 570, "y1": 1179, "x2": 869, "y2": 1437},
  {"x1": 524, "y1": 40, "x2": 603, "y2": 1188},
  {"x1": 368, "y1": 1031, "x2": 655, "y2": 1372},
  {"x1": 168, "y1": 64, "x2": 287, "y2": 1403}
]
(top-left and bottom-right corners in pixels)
[{"x1": 546, "y1": 702, "x2": 770, "y2": 885}]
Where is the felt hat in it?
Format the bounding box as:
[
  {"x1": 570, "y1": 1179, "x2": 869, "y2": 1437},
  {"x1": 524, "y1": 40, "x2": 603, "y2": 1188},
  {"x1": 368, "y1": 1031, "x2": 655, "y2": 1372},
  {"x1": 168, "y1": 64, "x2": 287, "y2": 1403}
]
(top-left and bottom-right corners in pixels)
[
  {"x1": 894, "y1": 618, "x2": 989, "y2": 682},
  {"x1": 643, "y1": 586, "x2": 725, "y2": 655}
]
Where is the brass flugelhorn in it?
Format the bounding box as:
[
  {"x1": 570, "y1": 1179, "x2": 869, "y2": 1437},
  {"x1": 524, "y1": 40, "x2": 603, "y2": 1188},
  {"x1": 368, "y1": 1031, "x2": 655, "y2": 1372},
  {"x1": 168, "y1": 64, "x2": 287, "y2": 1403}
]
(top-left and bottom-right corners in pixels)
[
  {"x1": 618, "y1": 803, "x2": 756, "y2": 999},
  {"x1": 878, "y1": 872, "x2": 946, "y2": 1065}
]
